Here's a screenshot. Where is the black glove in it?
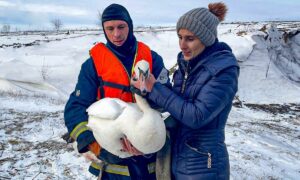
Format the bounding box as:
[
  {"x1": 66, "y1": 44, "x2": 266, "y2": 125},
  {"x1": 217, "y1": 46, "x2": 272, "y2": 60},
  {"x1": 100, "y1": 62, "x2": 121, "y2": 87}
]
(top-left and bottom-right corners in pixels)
[
  {"x1": 98, "y1": 149, "x2": 123, "y2": 164},
  {"x1": 61, "y1": 132, "x2": 75, "y2": 143},
  {"x1": 130, "y1": 85, "x2": 148, "y2": 97}
]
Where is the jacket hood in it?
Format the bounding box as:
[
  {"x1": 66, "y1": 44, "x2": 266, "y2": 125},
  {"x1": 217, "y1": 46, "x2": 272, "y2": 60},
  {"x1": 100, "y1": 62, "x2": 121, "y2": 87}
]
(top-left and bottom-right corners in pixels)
[{"x1": 102, "y1": 4, "x2": 136, "y2": 56}]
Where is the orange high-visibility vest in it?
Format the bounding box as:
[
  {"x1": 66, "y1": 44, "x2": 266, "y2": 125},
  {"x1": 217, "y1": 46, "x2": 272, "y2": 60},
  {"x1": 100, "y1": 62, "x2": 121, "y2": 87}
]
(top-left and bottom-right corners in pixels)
[{"x1": 90, "y1": 42, "x2": 153, "y2": 102}]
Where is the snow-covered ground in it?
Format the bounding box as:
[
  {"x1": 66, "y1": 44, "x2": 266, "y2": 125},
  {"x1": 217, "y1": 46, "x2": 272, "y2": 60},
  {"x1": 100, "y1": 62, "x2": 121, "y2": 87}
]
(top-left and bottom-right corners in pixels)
[{"x1": 0, "y1": 22, "x2": 299, "y2": 179}]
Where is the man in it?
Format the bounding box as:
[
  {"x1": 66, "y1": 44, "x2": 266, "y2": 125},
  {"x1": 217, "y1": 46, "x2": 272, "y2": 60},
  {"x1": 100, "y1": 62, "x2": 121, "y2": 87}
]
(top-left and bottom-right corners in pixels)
[{"x1": 64, "y1": 3, "x2": 169, "y2": 179}]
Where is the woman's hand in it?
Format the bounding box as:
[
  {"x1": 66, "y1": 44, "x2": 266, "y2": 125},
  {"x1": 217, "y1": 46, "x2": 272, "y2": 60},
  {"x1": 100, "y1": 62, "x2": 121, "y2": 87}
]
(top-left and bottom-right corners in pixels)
[{"x1": 120, "y1": 137, "x2": 143, "y2": 156}]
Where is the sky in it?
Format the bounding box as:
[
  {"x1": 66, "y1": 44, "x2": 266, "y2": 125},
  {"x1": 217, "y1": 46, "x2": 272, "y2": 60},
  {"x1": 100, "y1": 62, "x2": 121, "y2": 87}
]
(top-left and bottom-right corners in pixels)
[{"x1": 0, "y1": 0, "x2": 300, "y2": 30}]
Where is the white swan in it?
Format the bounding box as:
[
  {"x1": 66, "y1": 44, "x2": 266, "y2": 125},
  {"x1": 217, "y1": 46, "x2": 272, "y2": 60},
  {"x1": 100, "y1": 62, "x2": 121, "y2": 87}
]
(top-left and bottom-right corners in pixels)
[{"x1": 86, "y1": 60, "x2": 166, "y2": 158}]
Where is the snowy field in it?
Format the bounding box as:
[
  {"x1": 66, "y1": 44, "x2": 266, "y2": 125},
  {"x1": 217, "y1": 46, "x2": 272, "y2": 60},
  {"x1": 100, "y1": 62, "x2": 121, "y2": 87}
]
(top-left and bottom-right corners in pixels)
[{"x1": 0, "y1": 22, "x2": 299, "y2": 179}]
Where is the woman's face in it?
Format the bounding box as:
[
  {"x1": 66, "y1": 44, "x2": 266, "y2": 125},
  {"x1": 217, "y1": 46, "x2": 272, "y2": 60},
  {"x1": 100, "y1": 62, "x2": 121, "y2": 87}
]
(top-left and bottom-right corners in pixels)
[{"x1": 178, "y1": 29, "x2": 205, "y2": 61}]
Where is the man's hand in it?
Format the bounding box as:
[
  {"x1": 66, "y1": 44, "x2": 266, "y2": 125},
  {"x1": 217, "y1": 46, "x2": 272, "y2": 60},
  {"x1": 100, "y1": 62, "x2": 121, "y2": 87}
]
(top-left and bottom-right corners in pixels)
[
  {"x1": 89, "y1": 141, "x2": 123, "y2": 164},
  {"x1": 120, "y1": 137, "x2": 143, "y2": 156}
]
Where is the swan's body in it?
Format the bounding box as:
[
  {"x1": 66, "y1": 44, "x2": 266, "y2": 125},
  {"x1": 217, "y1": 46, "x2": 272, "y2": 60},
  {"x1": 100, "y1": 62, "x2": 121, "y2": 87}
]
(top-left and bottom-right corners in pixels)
[{"x1": 86, "y1": 60, "x2": 166, "y2": 158}]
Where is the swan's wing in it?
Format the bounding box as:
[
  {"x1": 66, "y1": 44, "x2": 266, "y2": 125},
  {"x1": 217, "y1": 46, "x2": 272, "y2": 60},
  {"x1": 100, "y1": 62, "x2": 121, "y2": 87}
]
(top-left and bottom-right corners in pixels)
[{"x1": 86, "y1": 98, "x2": 125, "y2": 120}]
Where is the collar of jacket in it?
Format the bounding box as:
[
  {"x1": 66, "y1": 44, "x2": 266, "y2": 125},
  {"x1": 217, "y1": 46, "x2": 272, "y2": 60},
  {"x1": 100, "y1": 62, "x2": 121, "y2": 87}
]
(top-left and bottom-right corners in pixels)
[
  {"x1": 106, "y1": 35, "x2": 137, "y2": 57},
  {"x1": 107, "y1": 41, "x2": 136, "y2": 58},
  {"x1": 177, "y1": 40, "x2": 238, "y2": 76}
]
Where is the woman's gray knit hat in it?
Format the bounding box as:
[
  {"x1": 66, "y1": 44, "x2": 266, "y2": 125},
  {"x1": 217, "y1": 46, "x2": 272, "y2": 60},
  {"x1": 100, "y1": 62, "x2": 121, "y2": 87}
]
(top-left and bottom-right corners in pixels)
[{"x1": 176, "y1": 8, "x2": 220, "y2": 46}]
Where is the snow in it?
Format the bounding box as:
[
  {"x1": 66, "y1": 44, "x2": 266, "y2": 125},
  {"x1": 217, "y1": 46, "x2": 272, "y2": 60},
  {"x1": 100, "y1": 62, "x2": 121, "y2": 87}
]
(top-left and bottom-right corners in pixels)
[
  {"x1": 0, "y1": 22, "x2": 299, "y2": 179},
  {"x1": 219, "y1": 32, "x2": 256, "y2": 61},
  {"x1": 228, "y1": 106, "x2": 300, "y2": 179}
]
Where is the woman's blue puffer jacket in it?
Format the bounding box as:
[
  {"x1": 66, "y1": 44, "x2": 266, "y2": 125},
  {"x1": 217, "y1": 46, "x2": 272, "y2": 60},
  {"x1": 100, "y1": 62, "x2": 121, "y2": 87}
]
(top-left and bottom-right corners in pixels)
[{"x1": 148, "y1": 41, "x2": 239, "y2": 180}]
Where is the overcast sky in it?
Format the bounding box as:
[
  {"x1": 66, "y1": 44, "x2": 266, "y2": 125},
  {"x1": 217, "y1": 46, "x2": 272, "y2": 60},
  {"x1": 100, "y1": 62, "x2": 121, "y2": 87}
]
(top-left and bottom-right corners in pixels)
[{"x1": 1, "y1": 0, "x2": 300, "y2": 29}]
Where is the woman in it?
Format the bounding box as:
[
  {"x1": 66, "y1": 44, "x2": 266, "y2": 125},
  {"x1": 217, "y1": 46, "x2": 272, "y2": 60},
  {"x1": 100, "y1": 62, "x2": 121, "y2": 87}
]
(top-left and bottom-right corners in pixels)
[{"x1": 132, "y1": 2, "x2": 239, "y2": 179}]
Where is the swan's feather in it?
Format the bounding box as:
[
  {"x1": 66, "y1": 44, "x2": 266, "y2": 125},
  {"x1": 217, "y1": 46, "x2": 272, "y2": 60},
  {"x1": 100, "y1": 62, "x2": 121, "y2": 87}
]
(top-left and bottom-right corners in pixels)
[{"x1": 86, "y1": 98, "x2": 125, "y2": 120}]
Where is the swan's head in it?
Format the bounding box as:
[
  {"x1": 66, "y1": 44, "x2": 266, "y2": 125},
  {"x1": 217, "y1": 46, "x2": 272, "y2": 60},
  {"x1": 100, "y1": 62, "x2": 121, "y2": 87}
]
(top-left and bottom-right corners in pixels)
[{"x1": 134, "y1": 60, "x2": 149, "y2": 95}]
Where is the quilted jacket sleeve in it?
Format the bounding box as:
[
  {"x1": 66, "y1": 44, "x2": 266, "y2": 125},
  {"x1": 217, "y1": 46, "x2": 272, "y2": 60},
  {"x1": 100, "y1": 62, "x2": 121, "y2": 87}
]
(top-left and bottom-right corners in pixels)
[
  {"x1": 148, "y1": 50, "x2": 172, "y2": 110},
  {"x1": 148, "y1": 66, "x2": 239, "y2": 129}
]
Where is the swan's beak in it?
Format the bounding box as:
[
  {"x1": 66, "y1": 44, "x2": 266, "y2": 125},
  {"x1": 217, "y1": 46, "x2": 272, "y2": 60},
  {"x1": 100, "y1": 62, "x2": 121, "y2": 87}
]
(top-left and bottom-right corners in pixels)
[{"x1": 139, "y1": 72, "x2": 148, "y2": 96}]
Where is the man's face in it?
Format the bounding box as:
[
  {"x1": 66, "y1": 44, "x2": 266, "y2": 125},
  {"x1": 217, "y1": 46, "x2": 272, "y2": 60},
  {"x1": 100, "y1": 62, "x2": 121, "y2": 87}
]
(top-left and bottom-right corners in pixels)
[{"x1": 103, "y1": 20, "x2": 129, "y2": 46}]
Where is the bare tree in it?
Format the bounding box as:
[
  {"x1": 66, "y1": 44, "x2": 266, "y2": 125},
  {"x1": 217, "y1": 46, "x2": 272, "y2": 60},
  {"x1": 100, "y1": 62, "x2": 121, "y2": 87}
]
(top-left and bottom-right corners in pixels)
[
  {"x1": 51, "y1": 18, "x2": 63, "y2": 31},
  {"x1": 1, "y1": 24, "x2": 10, "y2": 34}
]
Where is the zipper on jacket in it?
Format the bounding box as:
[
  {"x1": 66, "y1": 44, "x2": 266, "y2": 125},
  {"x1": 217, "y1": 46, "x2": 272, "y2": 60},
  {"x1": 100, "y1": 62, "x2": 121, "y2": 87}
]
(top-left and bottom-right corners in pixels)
[
  {"x1": 130, "y1": 44, "x2": 139, "y2": 102},
  {"x1": 185, "y1": 142, "x2": 212, "y2": 169},
  {"x1": 112, "y1": 46, "x2": 137, "y2": 102},
  {"x1": 180, "y1": 62, "x2": 189, "y2": 94},
  {"x1": 207, "y1": 152, "x2": 212, "y2": 168}
]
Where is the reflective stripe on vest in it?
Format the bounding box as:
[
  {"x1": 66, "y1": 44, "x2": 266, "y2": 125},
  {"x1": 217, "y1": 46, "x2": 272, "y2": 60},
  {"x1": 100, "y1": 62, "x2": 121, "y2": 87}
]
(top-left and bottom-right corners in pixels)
[
  {"x1": 147, "y1": 162, "x2": 156, "y2": 174},
  {"x1": 90, "y1": 161, "x2": 156, "y2": 176},
  {"x1": 90, "y1": 42, "x2": 153, "y2": 103}
]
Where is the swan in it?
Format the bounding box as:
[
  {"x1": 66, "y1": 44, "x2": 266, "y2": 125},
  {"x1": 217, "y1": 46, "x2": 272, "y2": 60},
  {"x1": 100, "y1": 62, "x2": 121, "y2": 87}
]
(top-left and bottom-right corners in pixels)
[{"x1": 86, "y1": 60, "x2": 166, "y2": 158}]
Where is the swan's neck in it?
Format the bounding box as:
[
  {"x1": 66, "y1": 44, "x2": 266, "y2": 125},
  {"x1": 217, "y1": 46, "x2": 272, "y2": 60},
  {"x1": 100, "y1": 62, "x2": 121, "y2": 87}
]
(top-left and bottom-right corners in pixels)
[{"x1": 134, "y1": 94, "x2": 150, "y2": 112}]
